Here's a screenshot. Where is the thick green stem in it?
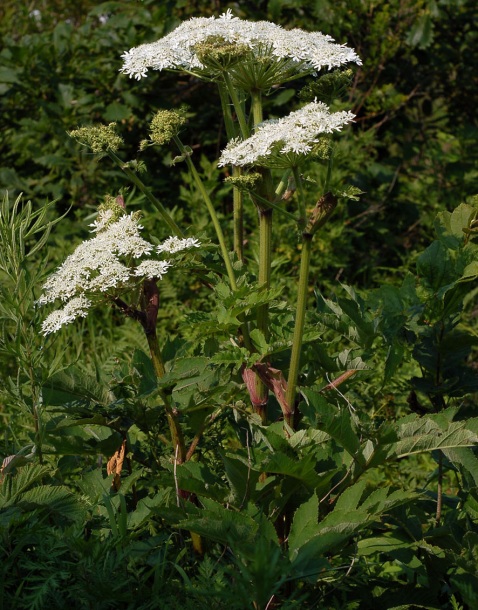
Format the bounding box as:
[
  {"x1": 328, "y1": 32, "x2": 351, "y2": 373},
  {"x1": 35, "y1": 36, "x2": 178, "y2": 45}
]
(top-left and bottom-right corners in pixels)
[
  {"x1": 254, "y1": 207, "x2": 273, "y2": 419},
  {"x1": 107, "y1": 150, "x2": 184, "y2": 237},
  {"x1": 293, "y1": 167, "x2": 306, "y2": 228},
  {"x1": 233, "y1": 166, "x2": 244, "y2": 262},
  {"x1": 250, "y1": 90, "x2": 275, "y2": 421},
  {"x1": 223, "y1": 72, "x2": 249, "y2": 139},
  {"x1": 285, "y1": 233, "x2": 313, "y2": 423},
  {"x1": 33, "y1": 404, "x2": 43, "y2": 464},
  {"x1": 218, "y1": 83, "x2": 244, "y2": 261},
  {"x1": 217, "y1": 81, "x2": 237, "y2": 141},
  {"x1": 250, "y1": 90, "x2": 263, "y2": 127}
]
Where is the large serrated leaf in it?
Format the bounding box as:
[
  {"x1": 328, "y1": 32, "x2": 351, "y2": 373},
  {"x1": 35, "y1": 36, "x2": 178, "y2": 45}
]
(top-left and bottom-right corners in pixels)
[
  {"x1": 43, "y1": 365, "x2": 115, "y2": 406},
  {"x1": 178, "y1": 501, "x2": 276, "y2": 546},
  {"x1": 221, "y1": 452, "x2": 260, "y2": 507},
  {"x1": 368, "y1": 416, "x2": 478, "y2": 467}
]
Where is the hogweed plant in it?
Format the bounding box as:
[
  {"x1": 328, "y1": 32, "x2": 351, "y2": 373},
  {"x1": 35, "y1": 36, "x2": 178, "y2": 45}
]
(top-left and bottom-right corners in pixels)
[
  {"x1": 20, "y1": 10, "x2": 478, "y2": 608},
  {"x1": 45, "y1": 11, "x2": 361, "y2": 446}
]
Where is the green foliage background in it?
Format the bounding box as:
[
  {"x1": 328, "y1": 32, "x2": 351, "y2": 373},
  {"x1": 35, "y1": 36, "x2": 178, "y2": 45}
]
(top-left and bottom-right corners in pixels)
[{"x1": 1, "y1": 1, "x2": 478, "y2": 609}]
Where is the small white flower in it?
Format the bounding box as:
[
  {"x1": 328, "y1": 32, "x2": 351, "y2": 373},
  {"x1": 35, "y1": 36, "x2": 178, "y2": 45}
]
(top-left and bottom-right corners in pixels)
[
  {"x1": 89, "y1": 208, "x2": 114, "y2": 232},
  {"x1": 41, "y1": 295, "x2": 92, "y2": 335},
  {"x1": 134, "y1": 260, "x2": 172, "y2": 279},
  {"x1": 120, "y1": 12, "x2": 360, "y2": 82},
  {"x1": 39, "y1": 213, "x2": 153, "y2": 304},
  {"x1": 218, "y1": 100, "x2": 354, "y2": 168},
  {"x1": 39, "y1": 213, "x2": 201, "y2": 334},
  {"x1": 156, "y1": 236, "x2": 201, "y2": 254}
]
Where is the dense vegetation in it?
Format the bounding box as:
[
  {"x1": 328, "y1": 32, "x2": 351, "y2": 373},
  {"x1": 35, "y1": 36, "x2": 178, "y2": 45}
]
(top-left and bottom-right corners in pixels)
[{"x1": 1, "y1": 1, "x2": 478, "y2": 608}]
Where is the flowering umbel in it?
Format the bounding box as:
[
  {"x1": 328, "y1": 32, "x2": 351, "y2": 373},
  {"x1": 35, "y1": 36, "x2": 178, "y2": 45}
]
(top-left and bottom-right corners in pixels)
[
  {"x1": 38, "y1": 210, "x2": 200, "y2": 335},
  {"x1": 218, "y1": 100, "x2": 355, "y2": 169},
  {"x1": 120, "y1": 9, "x2": 361, "y2": 87}
]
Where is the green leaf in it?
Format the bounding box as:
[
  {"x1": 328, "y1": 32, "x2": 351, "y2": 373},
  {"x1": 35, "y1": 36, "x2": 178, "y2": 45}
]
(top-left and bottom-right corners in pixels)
[
  {"x1": 368, "y1": 415, "x2": 478, "y2": 467},
  {"x1": 334, "y1": 479, "x2": 367, "y2": 511},
  {"x1": 301, "y1": 388, "x2": 363, "y2": 465},
  {"x1": 43, "y1": 365, "x2": 115, "y2": 406},
  {"x1": 262, "y1": 451, "x2": 320, "y2": 488},
  {"x1": 406, "y1": 14, "x2": 434, "y2": 49},
  {"x1": 0, "y1": 66, "x2": 21, "y2": 84},
  {"x1": 171, "y1": 461, "x2": 226, "y2": 501},
  {"x1": 76, "y1": 469, "x2": 114, "y2": 503},
  {"x1": 221, "y1": 452, "x2": 260, "y2": 507},
  {"x1": 357, "y1": 534, "x2": 414, "y2": 557},
  {"x1": 443, "y1": 447, "x2": 478, "y2": 487},
  {"x1": 288, "y1": 493, "x2": 319, "y2": 554},
  {"x1": 435, "y1": 203, "x2": 475, "y2": 244},
  {"x1": 416, "y1": 240, "x2": 454, "y2": 293},
  {"x1": 103, "y1": 102, "x2": 131, "y2": 121},
  {"x1": 178, "y1": 501, "x2": 275, "y2": 546},
  {"x1": 131, "y1": 349, "x2": 157, "y2": 395}
]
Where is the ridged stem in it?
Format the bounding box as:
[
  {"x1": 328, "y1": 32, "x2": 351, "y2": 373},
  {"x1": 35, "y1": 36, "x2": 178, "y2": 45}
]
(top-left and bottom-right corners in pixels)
[
  {"x1": 218, "y1": 81, "x2": 245, "y2": 261},
  {"x1": 223, "y1": 72, "x2": 250, "y2": 139},
  {"x1": 250, "y1": 90, "x2": 275, "y2": 421},
  {"x1": 285, "y1": 232, "x2": 312, "y2": 423}
]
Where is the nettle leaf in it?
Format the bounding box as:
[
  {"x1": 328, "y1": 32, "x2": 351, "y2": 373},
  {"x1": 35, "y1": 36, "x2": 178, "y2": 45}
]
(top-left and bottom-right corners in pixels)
[
  {"x1": 290, "y1": 504, "x2": 371, "y2": 563},
  {"x1": 76, "y1": 469, "x2": 115, "y2": 503},
  {"x1": 0, "y1": 464, "x2": 51, "y2": 504},
  {"x1": 162, "y1": 361, "x2": 234, "y2": 412},
  {"x1": 288, "y1": 493, "x2": 320, "y2": 554},
  {"x1": 334, "y1": 479, "x2": 368, "y2": 512},
  {"x1": 0, "y1": 464, "x2": 86, "y2": 524}
]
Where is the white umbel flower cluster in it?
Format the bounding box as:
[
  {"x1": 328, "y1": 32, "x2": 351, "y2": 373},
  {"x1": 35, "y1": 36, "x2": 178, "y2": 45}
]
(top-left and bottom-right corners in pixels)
[
  {"x1": 218, "y1": 100, "x2": 355, "y2": 168},
  {"x1": 40, "y1": 296, "x2": 92, "y2": 336},
  {"x1": 38, "y1": 213, "x2": 200, "y2": 335},
  {"x1": 120, "y1": 9, "x2": 361, "y2": 81},
  {"x1": 157, "y1": 236, "x2": 201, "y2": 254}
]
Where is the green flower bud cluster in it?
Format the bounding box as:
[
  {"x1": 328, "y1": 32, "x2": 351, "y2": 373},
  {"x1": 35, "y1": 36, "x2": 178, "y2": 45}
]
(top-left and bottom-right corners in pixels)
[
  {"x1": 224, "y1": 172, "x2": 263, "y2": 192},
  {"x1": 145, "y1": 108, "x2": 188, "y2": 147},
  {"x1": 69, "y1": 123, "x2": 123, "y2": 154}
]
